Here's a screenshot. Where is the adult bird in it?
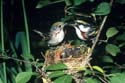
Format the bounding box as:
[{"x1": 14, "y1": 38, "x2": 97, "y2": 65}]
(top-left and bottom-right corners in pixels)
[
  {"x1": 69, "y1": 20, "x2": 96, "y2": 41},
  {"x1": 33, "y1": 22, "x2": 67, "y2": 46},
  {"x1": 48, "y1": 21, "x2": 67, "y2": 46}
]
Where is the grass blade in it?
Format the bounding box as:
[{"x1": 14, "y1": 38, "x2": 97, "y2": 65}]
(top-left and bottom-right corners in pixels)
[
  {"x1": 0, "y1": 0, "x2": 7, "y2": 83},
  {"x1": 21, "y1": 0, "x2": 31, "y2": 56}
]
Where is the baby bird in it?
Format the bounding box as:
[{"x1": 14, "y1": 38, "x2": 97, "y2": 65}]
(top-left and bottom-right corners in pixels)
[{"x1": 48, "y1": 22, "x2": 67, "y2": 46}]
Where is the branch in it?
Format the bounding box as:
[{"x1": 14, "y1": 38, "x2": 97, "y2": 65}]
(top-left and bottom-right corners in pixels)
[
  {"x1": 87, "y1": 0, "x2": 114, "y2": 59},
  {"x1": 87, "y1": 16, "x2": 108, "y2": 58},
  {"x1": 0, "y1": 55, "x2": 43, "y2": 76},
  {"x1": 0, "y1": 55, "x2": 52, "y2": 82}
]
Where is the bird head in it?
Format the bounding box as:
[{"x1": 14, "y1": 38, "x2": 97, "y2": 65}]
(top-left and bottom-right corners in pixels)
[{"x1": 50, "y1": 22, "x2": 67, "y2": 32}]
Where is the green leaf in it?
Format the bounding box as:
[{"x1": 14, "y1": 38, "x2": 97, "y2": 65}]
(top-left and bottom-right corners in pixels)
[
  {"x1": 119, "y1": 43, "x2": 125, "y2": 47},
  {"x1": 15, "y1": 32, "x2": 33, "y2": 60},
  {"x1": 54, "y1": 75, "x2": 72, "y2": 83},
  {"x1": 102, "y1": 55, "x2": 113, "y2": 63},
  {"x1": 115, "y1": 0, "x2": 125, "y2": 4},
  {"x1": 92, "y1": 66, "x2": 104, "y2": 74},
  {"x1": 106, "y1": 27, "x2": 119, "y2": 38},
  {"x1": 16, "y1": 72, "x2": 34, "y2": 83},
  {"x1": 94, "y1": 2, "x2": 111, "y2": 15},
  {"x1": 36, "y1": 0, "x2": 65, "y2": 8},
  {"x1": 0, "y1": 78, "x2": 3, "y2": 83},
  {"x1": 73, "y1": 0, "x2": 86, "y2": 6},
  {"x1": 85, "y1": 78, "x2": 101, "y2": 83},
  {"x1": 46, "y1": 63, "x2": 67, "y2": 71},
  {"x1": 48, "y1": 71, "x2": 66, "y2": 78},
  {"x1": 110, "y1": 73, "x2": 125, "y2": 83},
  {"x1": 106, "y1": 44, "x2": 120, "y2": 56},
  {"x1": 89, "y1": 0, "x2": 94, "y2": 2},
  {"x1": 111, "y1": 68, "x2": 121, "y2": 73},
  {"x1": 116, "y1": 33, "x2": 125, "y2": 41},
  {"x1": 65, "y1": 0, "x2": 72, "y2": 6},
  {"x1": 84, "y1": 69, "x2": 93, "y2": 76},
  {"x1": 36, "y1": 0, "x2": 50, "y2": 8},
  {"x1": 73, "y1": 39, "x2": 83, "y2": 45}
]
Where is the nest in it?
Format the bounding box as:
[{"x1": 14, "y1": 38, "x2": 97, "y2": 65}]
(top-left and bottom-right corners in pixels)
[{"x1": 45, "y1": 43, "x2": 92, "y2": 73}]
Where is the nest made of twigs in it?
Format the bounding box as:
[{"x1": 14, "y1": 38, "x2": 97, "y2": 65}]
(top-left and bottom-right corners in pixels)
[{"x1": 45, "y1": 43, "x2": 91, "y2": 73}]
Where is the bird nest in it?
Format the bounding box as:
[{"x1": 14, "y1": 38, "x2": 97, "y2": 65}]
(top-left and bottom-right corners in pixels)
[{"x1": 45, "y1": 43, "x2": 92, "y2": 73}]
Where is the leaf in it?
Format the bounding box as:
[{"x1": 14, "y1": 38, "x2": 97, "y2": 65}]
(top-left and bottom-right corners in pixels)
[
  {"x1": 36, "y1": 0, "x2": 65, "y2": 8},
  {"x1": 73, "y1": 0, "x2": 86, "y2": 6},
  {"x1": 36, "y1": 0, "x2": 50, "y2": 8},
  {"x1": 102, "y1": 55, "x2": 113, "y2": 63},
  {"x1": 116, "y1": 33, "x2": 125, "y2": 41},
  {"x1": 42, "y1": 77, "x2": 48, "y2": 83},
  {"x1": 84, "y1": 69, "x2": 93, "y2": 76},
  {"x1": 16, "y1": 72, "x2": 34, "y2": 83},
  {"x1": 54, "y1": 75, "x2": 72, "y2": 83},
  {"x1": 48, "y1": 71, "x2": 66, "y2": 78},
  {"x1": 46, "y1": 63, "x2": 67, "y2": 71},
  {"x1": 15, "y1": 32, "x2": 33, "y2": 59},
  {"x1": 119, "y1": 43, "x2": 125, "y2": 47},
  {"x1": 85, "y1": 78, "x2": 101, "y2": 83},
  {"x1": 89, "y1": 0, "x2": 94, "y2": 2},
  {"x1": 73, "y1": 39, "x2": 83, "y2": 45},
  {"x1": 110, "y1": 73, "x2": 125, "y2": 83},
  {"x1": 94, "y1": 2, "x2": 111, "y2": 15},
  {"x1": 106, "y1": 27, "x2": 119, "y2": 38},
  {"x1": 0, "y1": 78, "x2": 3, "y2": 83},
  {"x1": 65, "y1": 0, "x2": 72, "y2": 6},
  {"x1": 93, "y1": 66, "x2": 104, "y2": 74},
  {"x1": 115, "y1": 0, "x2": 125, "y2": 4},
  {"x1": 106, "y1": 44, "x2": 120, "y2": 56}
]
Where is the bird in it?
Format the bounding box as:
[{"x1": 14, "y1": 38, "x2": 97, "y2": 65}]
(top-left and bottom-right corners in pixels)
[
  {"x1": 48, "y1": 21, "x2": 67, "y2": 46},
  {"x1": 33, "y1": 22, "x2": 67, "y2": 46},
  {"x1": 69, "y1": 20, "x2": 96, "y2": 41}
]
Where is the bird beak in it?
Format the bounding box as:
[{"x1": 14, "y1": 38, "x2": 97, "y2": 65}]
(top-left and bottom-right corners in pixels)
[
  {"x1": 88, "y1": 28, "x2": 97, "y2": 36},
  {"x1": 64, "y1": 23, "x2": 68, "y2": 26}
]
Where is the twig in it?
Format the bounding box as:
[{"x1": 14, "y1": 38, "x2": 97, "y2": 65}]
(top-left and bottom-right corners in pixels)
[
  {"x1": 114, "y1": 63, "x2": 125, "y2": 69},
  {"x1": 64, "y1": 6, "x2": 92, "y2": 17},
  {"x1": 47, "y1": 0, "x2": 64, "y2": 5},
  {"x1": 87, "y1": 16, "x2": 108, "y2": 58},
  {"x1": 0, "y1": 54, "x2": 53, "y2": 82},
  {"x1": 0, "y1": 55, "x2": 44, "y2": 76},
  {"x1": 94, "y1": 75, "x2": 109, "y2": 83},
  {"x1": 87, "y1": 0, "x2": 114, "y2": 59}
]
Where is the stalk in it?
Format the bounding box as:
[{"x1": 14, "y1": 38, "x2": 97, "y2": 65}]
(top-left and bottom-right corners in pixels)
[
  {"x1": 21, "y1": 0, "x2": 31, "y2": 55},
  {"x1": 21, "y1": 0, "x2": 32, "y2": 71},
  {"x1": 1, "y1": 0, "x2": 7, "y2": 83}
]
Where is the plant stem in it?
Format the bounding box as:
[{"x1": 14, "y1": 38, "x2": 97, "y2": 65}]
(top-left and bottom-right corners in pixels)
[
  {"x1": 22, "y1": 0, "x2": 31, "y2": 55},
  {"x1": 1, "y1": 0, "x2": 7, "y2": 83},
  {"x1": 89, "y1": 16, "x2": 108, "y2": 57},
  {"x1": 47, "y1": 0, "x2": 64, "y2": 5},
  {"x1": 87, "y1": 0, "x2": 114, "y2": 59},
  {"x1": 1, "y1": 0, "x2": 4, "y2": 52}
]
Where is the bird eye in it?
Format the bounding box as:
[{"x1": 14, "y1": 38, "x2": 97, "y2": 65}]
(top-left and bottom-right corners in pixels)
[{"x1": 58, "y1": 25, "x2": 62, "y2": 28}]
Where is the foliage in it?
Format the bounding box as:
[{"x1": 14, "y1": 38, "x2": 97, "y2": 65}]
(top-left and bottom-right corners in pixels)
[
  {"x1": 106, "y1": 27, "x2": 119, "y2": 39},
  {"x1": 93, "y1": 2, "x2": 111, "y2": 15},
  {"x1": 45, "y1": 63, "x2": 67, "y2": 71},
  {"x1": 110, "y1": 73, "x2": 125, "y2": 83},
  {"x1": 0, "y1": 0, "x2": 125, "y2": 83},
  {"x1": 16, "y1": 72, "x2": 37, "y2": 83},
  {"x1": 54, "y1": 75, "x2": 72, "y2": 83},
  {"x1": 106, "y1": 44, "x2": 120, "y2": 56}
]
